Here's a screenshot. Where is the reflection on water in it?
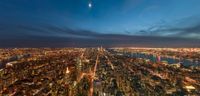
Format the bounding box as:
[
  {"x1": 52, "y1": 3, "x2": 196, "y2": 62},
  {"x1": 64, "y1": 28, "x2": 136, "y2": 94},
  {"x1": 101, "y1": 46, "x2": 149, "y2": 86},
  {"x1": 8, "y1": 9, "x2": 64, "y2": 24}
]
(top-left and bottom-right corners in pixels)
[{"x1": 128, "y1": 53, "x2": 200, "y2": 66}]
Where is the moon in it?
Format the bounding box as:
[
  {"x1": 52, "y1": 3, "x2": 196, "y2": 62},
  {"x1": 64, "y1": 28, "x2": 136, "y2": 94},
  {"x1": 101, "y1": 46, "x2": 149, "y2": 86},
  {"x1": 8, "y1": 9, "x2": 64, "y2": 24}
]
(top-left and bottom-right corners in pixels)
[{"x1": 88, "y1": 2, "x2": 92, "y2": 8}]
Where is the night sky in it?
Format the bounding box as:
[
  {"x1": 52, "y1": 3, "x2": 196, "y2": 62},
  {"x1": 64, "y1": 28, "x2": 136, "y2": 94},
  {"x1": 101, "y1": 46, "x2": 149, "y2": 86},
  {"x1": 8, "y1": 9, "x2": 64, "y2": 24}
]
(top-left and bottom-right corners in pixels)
[{"x1": 0, "y1": 0, "x2": 200, "y2": 47}]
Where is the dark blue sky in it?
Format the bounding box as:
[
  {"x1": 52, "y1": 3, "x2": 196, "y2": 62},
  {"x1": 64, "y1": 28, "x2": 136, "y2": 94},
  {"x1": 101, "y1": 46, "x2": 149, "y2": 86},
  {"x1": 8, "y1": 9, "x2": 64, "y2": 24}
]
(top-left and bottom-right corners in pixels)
[{"x1": 0, "y1": 0, "x2": 200, "y2": 47}]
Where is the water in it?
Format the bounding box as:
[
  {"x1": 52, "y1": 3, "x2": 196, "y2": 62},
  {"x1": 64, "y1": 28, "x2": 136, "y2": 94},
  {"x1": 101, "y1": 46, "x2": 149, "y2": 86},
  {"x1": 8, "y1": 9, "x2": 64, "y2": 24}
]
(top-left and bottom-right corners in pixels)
[{"x1": 128, "y1": 52, "x2": 200, "y2": 66}]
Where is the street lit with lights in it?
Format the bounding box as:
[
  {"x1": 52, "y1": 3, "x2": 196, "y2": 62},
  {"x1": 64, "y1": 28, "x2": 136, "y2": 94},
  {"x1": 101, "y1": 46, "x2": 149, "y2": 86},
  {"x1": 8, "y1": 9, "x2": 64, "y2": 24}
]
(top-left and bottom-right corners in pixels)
[
  {"x1": 0, "y1": 48, "x2": 200, "y2": 95},
  {"x1": 0, "y1": 0, "x2": 200, "y2": 96}
]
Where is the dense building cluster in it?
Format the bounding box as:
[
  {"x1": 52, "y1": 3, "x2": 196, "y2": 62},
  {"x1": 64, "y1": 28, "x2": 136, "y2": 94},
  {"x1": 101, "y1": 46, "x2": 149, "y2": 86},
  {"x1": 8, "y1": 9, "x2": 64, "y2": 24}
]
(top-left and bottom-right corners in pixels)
[{"x1": 0, "y1": 48, "x2": 200, "y2": 96}]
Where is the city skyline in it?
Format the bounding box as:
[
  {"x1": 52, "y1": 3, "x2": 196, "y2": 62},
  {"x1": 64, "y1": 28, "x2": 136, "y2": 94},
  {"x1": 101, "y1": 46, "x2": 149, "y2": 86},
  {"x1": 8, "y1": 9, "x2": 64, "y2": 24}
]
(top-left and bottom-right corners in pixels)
[{"x1": 1, "y1": 1, "x2": 200, "y2": 95}]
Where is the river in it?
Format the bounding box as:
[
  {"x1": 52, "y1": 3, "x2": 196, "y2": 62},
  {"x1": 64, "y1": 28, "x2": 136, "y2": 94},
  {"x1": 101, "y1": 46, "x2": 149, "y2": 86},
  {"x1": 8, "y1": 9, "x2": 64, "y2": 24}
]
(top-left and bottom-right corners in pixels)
[{"x1": 127, "y1": 52, "x2": 200, "y2": 67}]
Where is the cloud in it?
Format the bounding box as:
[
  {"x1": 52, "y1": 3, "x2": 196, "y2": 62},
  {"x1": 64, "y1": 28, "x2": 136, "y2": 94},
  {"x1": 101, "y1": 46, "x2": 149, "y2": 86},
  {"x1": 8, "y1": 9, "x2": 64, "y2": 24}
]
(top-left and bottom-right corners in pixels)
[
  {"x1": 0, "y1": 23, "x2": 200, "y2": 48},
  {"x1": 137, "y1": 15, "x2": 200, "y2": 39}
]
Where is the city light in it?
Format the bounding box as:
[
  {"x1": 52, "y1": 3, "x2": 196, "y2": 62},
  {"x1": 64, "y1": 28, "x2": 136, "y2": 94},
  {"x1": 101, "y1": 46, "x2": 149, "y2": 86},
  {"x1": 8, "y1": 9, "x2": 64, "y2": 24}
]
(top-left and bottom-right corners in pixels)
[
  {"x1": 0, "y1": 47, "x2": 200, "y2": 95},
  {"x1": 66, "y1": 67, "x2": 70, "y2": 74}
]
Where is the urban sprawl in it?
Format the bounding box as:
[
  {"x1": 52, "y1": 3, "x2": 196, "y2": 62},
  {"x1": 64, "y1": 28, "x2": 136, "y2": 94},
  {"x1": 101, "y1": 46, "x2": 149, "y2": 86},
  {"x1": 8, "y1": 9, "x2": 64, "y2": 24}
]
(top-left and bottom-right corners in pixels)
[{"x1": 0, "y1": 48, "x2": 200, "y2": 96}]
